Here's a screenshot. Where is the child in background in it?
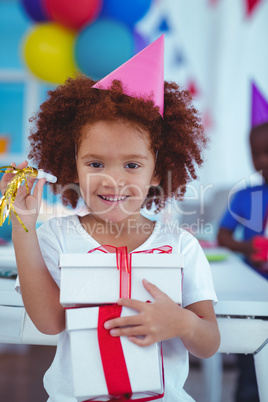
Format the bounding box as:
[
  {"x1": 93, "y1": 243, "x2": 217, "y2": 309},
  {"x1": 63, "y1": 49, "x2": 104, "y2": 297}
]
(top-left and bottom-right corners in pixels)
[
  {"x1": 0, "y1": 36, "x2": 220, "y2": 402},
  {"x1": 217, "y1": 82, "x2": 268, "y2": 402},
  {"x1": 217, "y1": 82, "x2": 268, "y2": 279}
]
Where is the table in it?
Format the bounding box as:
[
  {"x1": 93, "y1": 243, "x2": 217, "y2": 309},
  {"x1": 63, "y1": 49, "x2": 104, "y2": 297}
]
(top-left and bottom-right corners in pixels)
[
  {"x1": 0, "y1": 244, "x2": 58, "y2": 345},
  {"x1": 205, "y1": 249, "x2": 268, "y2": 402},
  {"x1": 1, "y1": 244, "x2": 268, "y2": 401}
]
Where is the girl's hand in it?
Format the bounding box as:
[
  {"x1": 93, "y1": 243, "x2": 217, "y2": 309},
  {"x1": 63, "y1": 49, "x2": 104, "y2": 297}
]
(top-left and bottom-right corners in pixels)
[
  {"x1": 0, "y1": 161, "x2": 46, "y2": 231},
  {"x1": 104, "y1": 279, "x2": 187, "y2": 347}
]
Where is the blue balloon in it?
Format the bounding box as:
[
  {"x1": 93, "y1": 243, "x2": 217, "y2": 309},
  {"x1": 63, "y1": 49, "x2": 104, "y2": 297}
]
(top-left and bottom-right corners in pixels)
[
  {"x1": 100, "y1": 0, "x2": 152, "y2": 27},
  {"x1": 20, "y1": 0, "x2": 49, "y2": 22},
  {"x1": 75, "y1": 18, "x2": 134, "y2": 81}
]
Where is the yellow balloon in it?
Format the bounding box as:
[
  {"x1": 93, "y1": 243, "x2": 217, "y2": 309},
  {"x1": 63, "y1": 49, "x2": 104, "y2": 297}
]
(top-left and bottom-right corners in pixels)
[{"x1": 22, "y1": 23, "x2": 78, "y2": 84}]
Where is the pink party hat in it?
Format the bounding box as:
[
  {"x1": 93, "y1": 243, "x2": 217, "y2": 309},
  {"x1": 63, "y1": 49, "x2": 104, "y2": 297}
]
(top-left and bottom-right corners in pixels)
[
  {"x1": 92, "y1": 35, "x2": 164, "y2": 116},
  {"x1": 251, "y1": 81, "x2": 268, "y2": 127}
]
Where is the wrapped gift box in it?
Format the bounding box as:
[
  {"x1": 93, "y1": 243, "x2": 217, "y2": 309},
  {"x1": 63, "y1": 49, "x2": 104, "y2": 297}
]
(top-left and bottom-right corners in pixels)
[
  {"x1": 60, "y1": 253, "x2": 183, "y2": 307},
  {"x1": 252, "y1": 236, "x2": 268, "y2": 261},
  {"x1": 66, "y1": 305, "x2": 164, "y2": 402}
]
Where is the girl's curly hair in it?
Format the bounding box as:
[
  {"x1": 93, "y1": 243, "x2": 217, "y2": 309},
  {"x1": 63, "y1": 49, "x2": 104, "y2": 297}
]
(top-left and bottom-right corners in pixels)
[{"x1": 28, "y1": 74, "x2": 207, "y2": 212}]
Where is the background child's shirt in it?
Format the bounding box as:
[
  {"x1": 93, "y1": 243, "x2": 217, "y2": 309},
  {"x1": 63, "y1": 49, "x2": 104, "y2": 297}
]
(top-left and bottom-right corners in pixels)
[
  {"x1": 16, "y1": 215, "x2": 217, "y2": 402},
  {"x1": 219, "y1": 184, "x2": 268, "y2": 240}
]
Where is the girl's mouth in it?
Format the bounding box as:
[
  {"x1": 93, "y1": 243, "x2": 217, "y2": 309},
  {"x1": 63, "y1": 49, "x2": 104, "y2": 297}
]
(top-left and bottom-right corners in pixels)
[{"x1": 98, "y1": 195, "x2": 129, "y2": 204}]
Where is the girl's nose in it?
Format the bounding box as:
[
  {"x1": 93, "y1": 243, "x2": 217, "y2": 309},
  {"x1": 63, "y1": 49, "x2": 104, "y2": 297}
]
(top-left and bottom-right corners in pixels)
[{"x1": 101, "y1": 171, "x2": 125, "y2": 188}]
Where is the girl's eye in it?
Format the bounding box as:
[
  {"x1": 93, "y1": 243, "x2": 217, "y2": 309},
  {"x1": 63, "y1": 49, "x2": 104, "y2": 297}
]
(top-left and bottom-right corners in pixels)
[
  {"x1": 125, "y1": 163, "x2": 140, "y2": 169},
  {"x1": 89, "y1": 162, "x2": 103, "y2": 168}
]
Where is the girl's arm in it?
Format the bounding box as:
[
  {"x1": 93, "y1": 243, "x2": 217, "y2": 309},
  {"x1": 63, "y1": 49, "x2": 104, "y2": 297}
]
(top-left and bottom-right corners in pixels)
[
  {"x1": 1, "y1": 161, "x2": 65, "y2": 335},
  {"x1": 182, "y1": 299, "x2": 220, "y2": 358},
  {"x1": 12, "y1": 228, "x2": 65, "y2": 335},
  {"x1": 104, "y1": 280, "x2": 220, "y2": 359}
]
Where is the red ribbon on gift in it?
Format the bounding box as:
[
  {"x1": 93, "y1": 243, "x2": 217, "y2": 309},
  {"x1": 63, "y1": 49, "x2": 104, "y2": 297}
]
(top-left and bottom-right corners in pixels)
[
  {"x1": 98, "y1": 304, "x2": 132, "y2": 398},
  {"x1": 88, "y1": 245, "x2": 173, "y2": 299},
  {"x1": 117, "y1": 247, "x2": 132, "y2": 299}
]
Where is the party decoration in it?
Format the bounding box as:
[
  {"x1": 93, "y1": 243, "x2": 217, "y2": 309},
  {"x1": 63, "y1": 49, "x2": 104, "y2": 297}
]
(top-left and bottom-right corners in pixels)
[
  {"x1": 101, "y1": 0, "x2": 152, "y2": 27},
  {"x1": 187, "y1": 79, "x2": 200, "y2": 98},
  {"x1": 173, "y1": 49, "x2": 186, "y2": 67},
  {"x1": 23, "y1": 23, "x2": 77, "y2": 84},
  {"x1": 93, "y1": 35, "x2": 165, "y2": 117},
  {"x1": 20, "y1": 0, "x2": 49, "y2": 22},
  {"x1": 20, "y1": 0, "x2": 154, "y2": 85},
  {"x1": 245, "y1": 0, "x2": 262, "y2": 18},
  {"x1": 0, "y1": 165, "x2": 38, "y2": 232},
  {"x1": 251, "y1": 81, "x2": 268, "y2": 128},
  {"x1": 75, "y1": 18, "x2": 134, "y2": 81},
  {"x1": 158, "y1": 17, "x2": 170, "y2": 32},
  {"x1": 0, "y1": 166, "x2": 57, "y2": 232},
  {"x1": 44, "y1": 0, "x2": 103, "y2": 30}
]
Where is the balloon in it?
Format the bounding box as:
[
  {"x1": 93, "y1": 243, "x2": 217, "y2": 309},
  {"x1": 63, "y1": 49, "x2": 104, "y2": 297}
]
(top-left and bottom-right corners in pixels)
[
  {"x1": 22, "y1": 23, "x2": 77, "y2": 84},
  {"x1": 20, "y1": 0, "x2": 49, "y2": 22},
  {"x1": 133, "y1": 31, "x2": 149, "y2": 54},
  {"x1": 75, "y1": 18, "x2": 134, "y2": 81},
  {"x1": 44, "y1": 0, "x2": 103, "y2": 30},
  {"x1": 101, "y1": 0, "x2": 152, "y2": 27}
]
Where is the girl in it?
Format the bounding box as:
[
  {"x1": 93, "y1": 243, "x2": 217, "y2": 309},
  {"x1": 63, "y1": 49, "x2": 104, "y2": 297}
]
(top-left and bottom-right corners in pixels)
[{"x1": 0, "y1": 37, "x2": 220, "y2": 401}]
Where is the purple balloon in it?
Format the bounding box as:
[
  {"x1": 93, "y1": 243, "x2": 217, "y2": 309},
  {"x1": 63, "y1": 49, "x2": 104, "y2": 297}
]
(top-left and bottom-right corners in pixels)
[
  {"x1": 20, "y1": 0, "x2": 49, "y2": 22},
  {"x1": 133, "y1": 31, "x2": 148, "y2": 54}
]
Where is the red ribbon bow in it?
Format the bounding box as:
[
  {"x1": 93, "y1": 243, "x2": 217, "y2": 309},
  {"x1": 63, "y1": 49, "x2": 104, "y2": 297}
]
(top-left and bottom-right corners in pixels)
[{"x1": 88, "y1": 245, "x2": 173, "y2": 299}]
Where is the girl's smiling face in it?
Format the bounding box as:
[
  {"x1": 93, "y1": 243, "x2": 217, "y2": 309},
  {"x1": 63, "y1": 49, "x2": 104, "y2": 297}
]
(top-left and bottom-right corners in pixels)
[{"x1": 76, "y1": 120, "x2": 160, "y2": 223}]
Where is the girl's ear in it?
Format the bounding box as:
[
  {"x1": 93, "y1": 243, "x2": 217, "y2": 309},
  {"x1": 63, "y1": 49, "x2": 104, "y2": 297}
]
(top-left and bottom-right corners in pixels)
[{"x1": 151, "y1": 172, "x2": 161, "y2": 187}]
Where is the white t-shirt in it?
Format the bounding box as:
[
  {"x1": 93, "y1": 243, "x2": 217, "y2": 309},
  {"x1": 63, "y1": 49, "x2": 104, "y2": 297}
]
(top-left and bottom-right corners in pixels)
[{"x1": 16, "y1": 215, "x2": 217, "y2": 402}]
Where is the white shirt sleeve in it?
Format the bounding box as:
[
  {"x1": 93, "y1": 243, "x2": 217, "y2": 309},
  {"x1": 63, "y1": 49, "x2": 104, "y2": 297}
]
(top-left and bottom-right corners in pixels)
[
  {"x1": 180, "y1": 233, "x2": 218, "y2": 308},
  {"x1": 37, "y1": 225, "x2": 62, "y2": 288},
  {"x1": 15, "y1": 219, "x2": 63, "y2": 294}
]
